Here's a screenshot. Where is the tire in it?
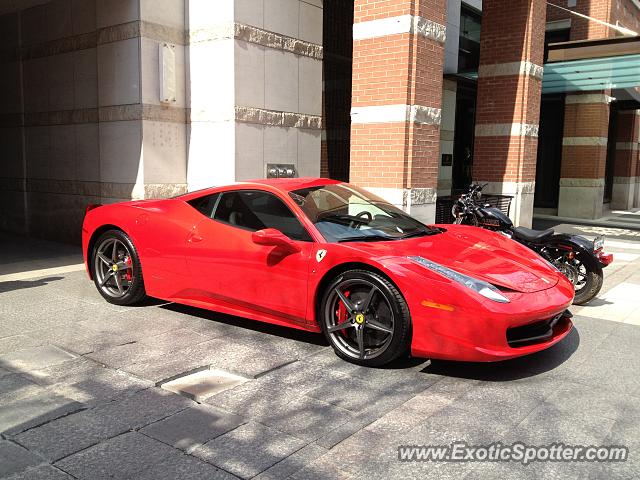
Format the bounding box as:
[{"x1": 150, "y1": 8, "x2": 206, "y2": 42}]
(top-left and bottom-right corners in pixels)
[
  {"x1": 573, "y1": 257, "x2": 603, "y2": 305},
  {"x1": 91, "y1": 229, "x2": 147, "y2": 306},
  {"x1": 319, "y1": 269, "x2": 411, "y2": 367}
]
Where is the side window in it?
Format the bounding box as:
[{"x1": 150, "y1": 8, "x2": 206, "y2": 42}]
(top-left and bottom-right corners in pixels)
[
  {"x1": 214, "y1": 191, "x2": 312, "y2": 242},
  {"x1": 187, "y1": 193, "x2": 220, "y2": 218}
]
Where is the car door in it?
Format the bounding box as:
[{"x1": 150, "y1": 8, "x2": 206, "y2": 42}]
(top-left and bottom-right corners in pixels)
[{"x1": 185, "y1": 189, "x2": 314, "y2": 326}]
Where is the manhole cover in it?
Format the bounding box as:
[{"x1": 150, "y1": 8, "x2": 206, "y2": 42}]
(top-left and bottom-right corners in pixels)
[{"x1": 161, "y1": 369, "x2": 249, "y2": 402}]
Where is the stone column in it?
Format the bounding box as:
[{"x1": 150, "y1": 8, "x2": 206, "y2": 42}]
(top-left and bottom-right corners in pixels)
[
  {"x1": 611, "y1": 109, "x2": 639, "y2": 210},
  {"x1": 472, "y1": 0, "x2": 546, "y2": 228},
  {"x1": 437, "y1": 79, "x2": 457, "y2": 197},
  {"x1": 557, "y1": 93, "x2": 611, "y2": 219},
  {"x1": 186, "y1": 0, "x2": 323, "y2": 191},
  {"x1": 349, "y1": 0, "x2": 447, "y2": 223}
]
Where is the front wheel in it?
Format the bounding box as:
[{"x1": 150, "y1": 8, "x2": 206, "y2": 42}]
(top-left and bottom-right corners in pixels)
[
  {"x1": 91, "y1": 229, "x2": 147, "y2": 306},
  {"x1": 319, "y1": 270, "x2": 411, "y2": 367}
]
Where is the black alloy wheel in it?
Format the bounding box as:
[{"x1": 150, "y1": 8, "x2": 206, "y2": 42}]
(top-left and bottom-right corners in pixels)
[
  {"x1": 320, "y1": 269, "x2": 411, "y2": 366},
  {"x1": 92, "y1": 229, "x2": 147, "y2": 306}
]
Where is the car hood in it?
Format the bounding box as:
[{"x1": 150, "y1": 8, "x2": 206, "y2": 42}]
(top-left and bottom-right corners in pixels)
[{"x1": 342, "y1": 225, "x2": 559, "y2": 293}]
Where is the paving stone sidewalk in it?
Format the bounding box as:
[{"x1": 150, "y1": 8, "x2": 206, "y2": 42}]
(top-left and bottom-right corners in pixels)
[{"x1": 1, "y1": 232, "x2": 640, "y2": 479}]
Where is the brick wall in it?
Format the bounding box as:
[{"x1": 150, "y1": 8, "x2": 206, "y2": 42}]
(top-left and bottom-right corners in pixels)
[
  {"x1": 350, "y1": 0, "x2": 446, "y2": 197},
  {"x1": 473, "y1": 0, "x2": 545, "y2": 184}
]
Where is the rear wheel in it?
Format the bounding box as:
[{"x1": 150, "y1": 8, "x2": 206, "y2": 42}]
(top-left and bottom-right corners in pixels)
[
  {"x1": 91, "y1": 229, "x2": 147, "y2": 306},
  {"x1": 320, "y1": 270, "x2": 411, "y2": 367},
  {"x1": 571, "y1": 255, "x2": 603, "y2": 305}
]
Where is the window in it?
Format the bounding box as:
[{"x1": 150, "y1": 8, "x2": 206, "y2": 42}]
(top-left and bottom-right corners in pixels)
[
  {"x1": 290, "y1": 184, "x2": 439, "y2": 243},
  {"x1": 458, "y1": 6, "x2": 481, "y2": 73},
  {"x1": 188, "y1": 193, "x2": 220, "y2": 218},
  {"x1": 213, "y1": 190, "x2": 312, "y2": 242}
]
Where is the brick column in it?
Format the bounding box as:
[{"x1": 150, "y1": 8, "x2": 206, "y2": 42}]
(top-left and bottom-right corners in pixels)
[
  {"x1": 611, "y1": 109, "x2": 640, "y2": 210},
  {"x1": 349, "y1": 0, "x2": 447, "y2": 223},
  {"x1": 557, "y1": 93, "x2": 611, "y2": 219},
  {"x1": 472, "y1": 0, "x2": 546, "y2": 228}
]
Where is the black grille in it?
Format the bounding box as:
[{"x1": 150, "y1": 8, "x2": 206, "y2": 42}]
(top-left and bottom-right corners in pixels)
[{"x1": 506, "y1": 312, "x2": 568, "y2": 347}]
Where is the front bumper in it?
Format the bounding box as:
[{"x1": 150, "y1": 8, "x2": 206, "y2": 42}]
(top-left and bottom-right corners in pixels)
[{"x1": 408, "y1": 277, "x2": 575, "y2": 362}]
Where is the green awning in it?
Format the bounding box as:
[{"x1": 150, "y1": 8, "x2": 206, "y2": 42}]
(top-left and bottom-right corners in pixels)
[{"x1": 542, "y1": 54, "x2": 640, "y2": 93}]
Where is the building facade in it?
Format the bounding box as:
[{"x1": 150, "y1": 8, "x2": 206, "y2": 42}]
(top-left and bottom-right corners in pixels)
[{"x1": 0, "y1": 0, "x2": 638, "y2": 243}]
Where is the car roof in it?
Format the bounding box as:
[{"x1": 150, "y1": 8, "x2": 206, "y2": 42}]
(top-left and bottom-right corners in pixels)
[
  {"x1": 177, "y1": 177, "x2": 343, "y2": 201},
  {"x1": 245, "y1": 177, "x2": 342, "y2": 192}
]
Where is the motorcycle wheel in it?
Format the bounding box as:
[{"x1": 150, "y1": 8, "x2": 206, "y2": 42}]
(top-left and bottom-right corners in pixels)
[{"x1": 570, "y1": 255, "x2": 604, "y2": 305}]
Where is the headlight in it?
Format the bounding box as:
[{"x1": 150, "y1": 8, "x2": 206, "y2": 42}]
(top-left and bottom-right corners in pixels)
[{"x1": 409, "y1": 256, "x2": 510, "y2": 303}]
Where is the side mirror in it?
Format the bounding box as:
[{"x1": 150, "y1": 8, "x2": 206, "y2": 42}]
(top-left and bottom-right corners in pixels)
[{"x1": 252, "y1": 228, "x2": 301, "y2": 252}]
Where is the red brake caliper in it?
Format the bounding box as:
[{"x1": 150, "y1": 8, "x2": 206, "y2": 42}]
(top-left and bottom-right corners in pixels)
[
  {"x1": 124, "y1": 256, "x2": 132, "y2": 282},
  {"x1": 335, "y1": 290, "x2": 350, "y2": 337}
]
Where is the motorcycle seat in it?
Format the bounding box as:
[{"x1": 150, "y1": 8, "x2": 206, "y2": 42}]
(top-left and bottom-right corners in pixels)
[{"x1": 513, "y1": 226, "x2": 554, "y2": 243}]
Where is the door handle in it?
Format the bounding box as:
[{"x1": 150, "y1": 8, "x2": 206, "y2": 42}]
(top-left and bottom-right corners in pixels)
[{"x1": 188, "y1": 233, "x2": 203, "y2": 243}]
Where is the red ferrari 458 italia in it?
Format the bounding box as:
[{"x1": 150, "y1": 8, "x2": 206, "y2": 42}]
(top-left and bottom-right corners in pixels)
[{"x1": 82, "y1": 178, "x2": 574, "y2": 366}]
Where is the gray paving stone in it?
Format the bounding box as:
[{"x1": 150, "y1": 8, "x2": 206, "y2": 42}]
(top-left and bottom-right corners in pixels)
[
  {"x1": 134, "y1": 454, "x2": 239, "y2": 480},
  {"x1": 405, "y1": 404, "x2": 516, "y2": 445},
  {"x1": 0, "y1": 391, "x2": 84, "y2": 436},
  {"x1": 205, "y1": 380, "x2": 304, "y2": 418},
  {"x1": 0, "y1": 440, "x2": 43, "y2": 478},
  {"x1": 314, "y1": 413, "x2": 377, "y2": 449},
  {"x1": 114, "y1": 312, "x2": 185, "y2": 336},
  {"x1": 161, "y1": 369, "x2": 249, "y2": 402},
  {"x1": 238, "y1": 360, "x2": 349, "y2": 396},
  {"x1": 93, "y1": 387, "x2": 195, "y2": 430},
  {"x1": 287, "y1": 456, "x2": 355, "y2": 480},
  {"x1": 0, "y1": 335, "x2": 44, "y2": 355},
  {"x1": 305, "y1": 375, "x2": 417, "y2": 415},
  {"x1": 2, "y1": 464, "x2": 74, "y2": 480},
  {"x1": 0, "y1": 345, "x2": 76, "y2": 372},
  {"x1": 191, "y1": 421, "x2": 307, "y2": 479},
  {"x1": 54, "y1": 432, "x2": 179, "y2": 480},
  {"x1": 255, "y1": 444, "x2": 328, "y2": 480},
  {"x1": 119, "y1": 338, "x2": 231, "y2": 384},
  {"x1": 30, "y1": 361, "x2": 152, "y2": 407},
  {"x1": 541, "y1": 380, "x2": 640, "y2": 423},
  {"x1": 259, "y1": 395, "x2": 354, "y2": 443},
  {"x1": 29, "y1": 358, "x2": 101, "y2": 386},
  {"x1": 606, "y1": 415, "x2": 640, "y2": 450},
  {"x1": 138, "y1": 327, "x2": 210, "y2": 350},
  {"x1": 205, "y1": 341, "x2": 310, "y2": 379},
  {"x1": 572, "y1": 347, "x2": 640, "y2": 395},
  {"x1": 363, "y1": 392, "x2": 454, "y2": 437},
  {"x1": 504, "y1": 405, "x2": 616, "y2": 446},
  {"x1": 140, "y1": 404, "x2": 245, "y2": 451},
  {"x1": 0, "y1": 374, "x2": 41, "y2": 404},
  {"x1": 87, "y1": 342, "x2": 171, "y2": 369},
  {"x1": 13, "y1": 408, "x2": 130, "y2": 462}
]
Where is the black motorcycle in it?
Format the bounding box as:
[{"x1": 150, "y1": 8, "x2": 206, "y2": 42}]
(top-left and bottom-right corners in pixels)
[{"x1": 452, "y1": 184, "x2": 613, "y2": 305}]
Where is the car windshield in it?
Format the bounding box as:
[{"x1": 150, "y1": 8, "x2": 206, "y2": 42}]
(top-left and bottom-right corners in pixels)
[{"x1": 289, "y1": 184, "x2": 440, "y2": 243}]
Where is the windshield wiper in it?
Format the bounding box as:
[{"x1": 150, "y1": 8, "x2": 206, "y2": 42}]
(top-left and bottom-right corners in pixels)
[
  {"x1": 400, "y1": 229, "x2": 440, "y2": 239},
  {"x1": 338, "y1": 234, "x2": 395, "y2": 243}
]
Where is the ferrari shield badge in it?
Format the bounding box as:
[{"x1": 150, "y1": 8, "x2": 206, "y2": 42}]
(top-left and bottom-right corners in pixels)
[{"x1": 316, "y1": 249, "x2": 327, "y2": 263}]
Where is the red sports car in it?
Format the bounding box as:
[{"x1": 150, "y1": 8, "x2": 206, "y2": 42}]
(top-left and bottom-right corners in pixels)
[{"x1": 82, "y1": 178, "x2": 574, "y2": 366}]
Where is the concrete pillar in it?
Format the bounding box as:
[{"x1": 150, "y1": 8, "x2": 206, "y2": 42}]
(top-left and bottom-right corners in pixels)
[
  {"x1": 472, "y1": 0, "x2": 546, "y2": 228},
  {"x1": 349, "y1": 0, "x2": 447, "y2": 223},
  {"x1": 611, "y1": 109, "x2": 639, "y2": 210},
  {"x1": 186, "y1": 0, "x2": 323, "y2": 191},
  {"x1": 438, "y1": 79, "x2": 457, "y2": 197},
  {"x1": 557, "y1": 93, "x2": 611, "y2": 219}
]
